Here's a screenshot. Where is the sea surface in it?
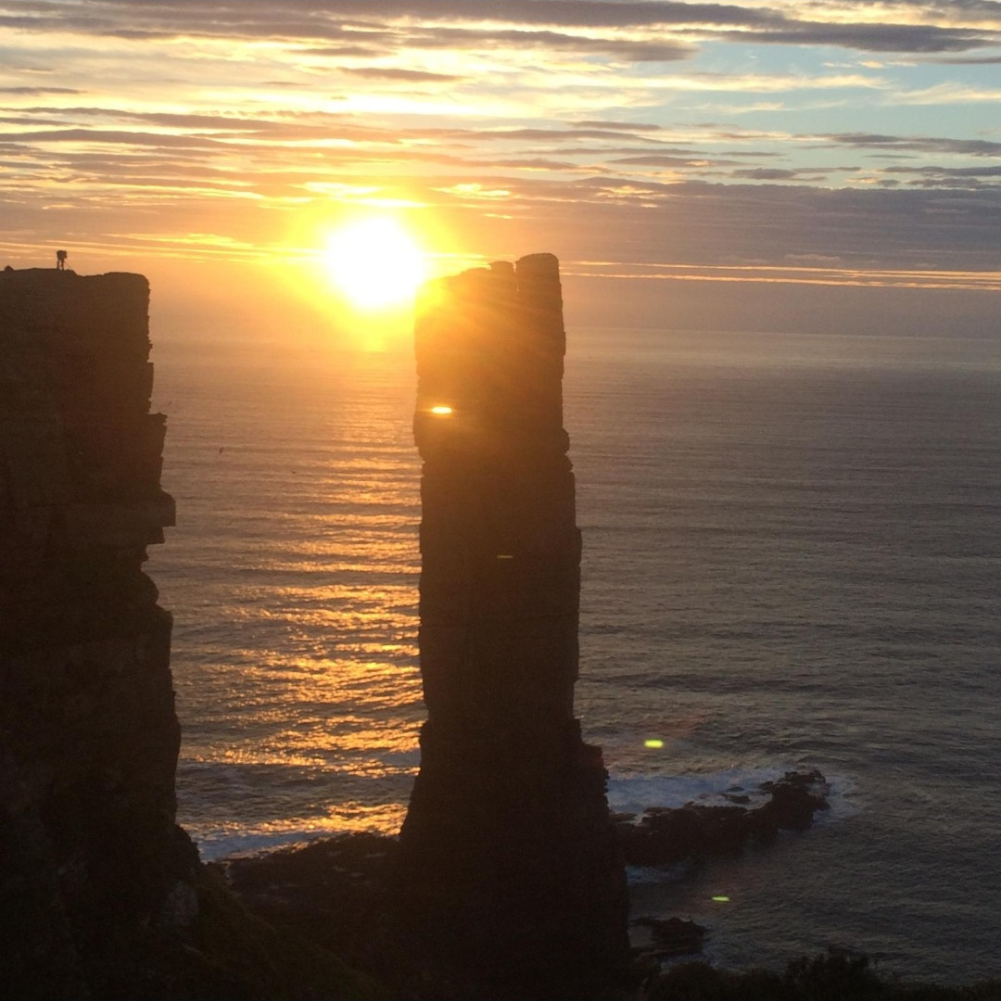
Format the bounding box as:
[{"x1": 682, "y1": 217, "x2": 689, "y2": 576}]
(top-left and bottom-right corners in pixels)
[{"x1": 150, "y1": 325, "x2": 1001, "y2": 985}]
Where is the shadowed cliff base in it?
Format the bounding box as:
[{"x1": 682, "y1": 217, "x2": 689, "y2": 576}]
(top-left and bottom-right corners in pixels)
[
  {"x1": 642, "y1": 951, "x2": 1001, "y2": 1001},
  {"x1": 218, "y1": 766, "x2": 1001, "y2": 999},
  {"x1": 221, "y1": 769, "x2": 832, "y2": 998}
]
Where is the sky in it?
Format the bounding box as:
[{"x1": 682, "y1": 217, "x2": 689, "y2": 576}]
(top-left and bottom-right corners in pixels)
[{"x1": 1, "y1": 0, "x2": 1000, "y2": 343}]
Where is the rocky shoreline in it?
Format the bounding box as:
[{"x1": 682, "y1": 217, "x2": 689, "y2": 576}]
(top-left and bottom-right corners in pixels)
[
  {"x1": 219, "y1": 769, "x2": 833, "y2": 998},
  {"x1": 213, "y1": 767, "x2": 1001, "y2": 999},
  {"x1": 616, "y1": 769, "x2": 830, "y2": 869}
]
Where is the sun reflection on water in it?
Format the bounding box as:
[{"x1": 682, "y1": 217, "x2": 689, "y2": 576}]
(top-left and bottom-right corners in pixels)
[{"x1": 156, "y1": 344, "x2": 426, "y2": 853}]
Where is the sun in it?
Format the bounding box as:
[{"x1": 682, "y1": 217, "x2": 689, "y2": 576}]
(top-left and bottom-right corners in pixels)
[{"x1": 322, "y1": 216, "x2": 427, "y2": 311}]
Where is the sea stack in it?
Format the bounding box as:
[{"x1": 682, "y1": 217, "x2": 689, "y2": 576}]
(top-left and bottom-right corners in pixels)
[
  {"x1": 0, "y1": 269, "x2": 195, "y2": 996},
  {"x1": 397, "y1": 254, "x2": 629, "y2": 992}
]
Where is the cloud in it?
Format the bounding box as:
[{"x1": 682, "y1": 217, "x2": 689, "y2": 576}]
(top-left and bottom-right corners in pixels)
[
  {"x1": 399, "y1": 26, "x2": 696, "y2": 62},
  {"x1": 612, "y1": 154, "x2": 724, "y2": 168},
  {"x1": 341, "y1": 67, "x2": 464, "y2": 83},
  {"x1": 573, "y1": 120, "x2": 664, "y2": 132},
  {"x1": 486, "y1": 158, "x2": 583, "y2": 171},
  {"x1": 1, "y1": 1, "x2": 782, "y2": 35},
  {"x1": 889, "y1": 164, "x2": 1001, "y2": 177},
  {"x1": 647, "y1": 71, "x2": 888, "y2": 93},
  {"x1": 558, "y1": 180, "x2": 1001, "y2": 274},
  {"x1": 441, "y1": 126, "x2": 668, "y2": 144},
  {"x1": 0, "y1": 127, "x2": 228, "y2": 149},
  {"x1": 926, "y1": 54, "x2": 1001, "y2": 64},
  {"x1": 313, "y1": 1, "x2": 782, "y2": 29},
  {"x1": 825, "y1": 132, "x2": 1001, "y2": 156},
  {"x1": 730, "y1": 167, "x2": 812, "y2": 180},
  {"x1": 2, "y1": 106, "x2": 418, "y2": 144},
  {"x1": 882, "y1": 163, "x2": 1001, "y2": 188},
  {"x1": 0, "y1": 85, "x2": 81, "y2": 95},
  {"x1": 0, "y1": 1, "x2": 729, "y2": 61},
  {"x1": 3, "y1": 0, "x2": 996, "y2": 59},
  {"x1": 893, "y1": 82, "x2": 1001, "y2": 103},
  {"x1": 294, "y1": 45, "x2": 385, "y2": 59},
  {"x1": 1, "y1": 0, "x2": 998, "y2": 318},
  {"x1": 717, "y1": 22, "x2": 1001, "y2": 53}
]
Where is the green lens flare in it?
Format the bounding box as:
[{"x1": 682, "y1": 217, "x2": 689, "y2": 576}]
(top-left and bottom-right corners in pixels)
[{"x1": 644, "y1": 739, "x2": 664, "y2": 748}]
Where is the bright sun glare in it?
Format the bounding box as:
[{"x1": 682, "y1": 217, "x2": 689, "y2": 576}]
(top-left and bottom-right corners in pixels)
[{"x1": 323, "y1": 216, "x2": 427, "y2": 311}]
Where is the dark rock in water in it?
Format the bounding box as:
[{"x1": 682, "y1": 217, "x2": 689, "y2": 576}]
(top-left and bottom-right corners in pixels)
[
  {"x1": 618, "y1": 769, "x2": 830, "y2": 867},
  {"x1": 755, "y1": 768, "x2": 830, "y2": 833},
  {"x1": 723, "y1": 792, "x2": 751, "y2": 805},
  {"x1": 634, "y1": 916, "x2": 709, "y2": 958}
]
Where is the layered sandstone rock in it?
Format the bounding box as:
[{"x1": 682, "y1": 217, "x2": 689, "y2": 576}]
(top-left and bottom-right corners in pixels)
[
  {"x1": 0, "y1": 268, "x2": 194, "y2": 996},
  {"x1": 397, "y1": 255, "x2": 629, "y2": 993},
  {"x1": 0, "y1": 268, "x2": 402, "y2": 1001}
]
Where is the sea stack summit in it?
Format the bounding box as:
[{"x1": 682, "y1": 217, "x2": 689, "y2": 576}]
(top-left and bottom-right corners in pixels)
[{"x1": 397, "y1": 254, "x2": 629, "y2": 992}]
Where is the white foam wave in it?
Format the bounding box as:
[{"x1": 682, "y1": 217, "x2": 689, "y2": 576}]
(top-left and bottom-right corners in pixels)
[{"x1": 607, "y1": 765, "x2": 856, "y2": 821}]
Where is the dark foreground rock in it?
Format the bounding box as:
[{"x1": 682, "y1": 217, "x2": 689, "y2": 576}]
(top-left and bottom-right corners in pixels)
[
  {"x1": 641, "y1": 950, "x2": 1001, "y2": 1001},
  {"x1": 633, "y1": 917, "x2": 708, "y2": 959},
  {"x1": 618, "y1": 769, "x2": 830, "y2": 868},
  {"x1": 222, "y1": 834, "x2": 397, "y2": 979},
  {"x1": 9, "y1": 860, "x2": 387, "y2": 1000},
  {"x1": 222, "y1": 835, "x2": 1001, "y2": 1001},
  {"x1": 225, "y1": 833, "x2": 632, "y2": 1000},
  {"x1": 219, "y1": 770, "x2": 830, "y2": 998},
  {"x1": 219, "y1": 770, "x2": 1001, "y2": 999}
]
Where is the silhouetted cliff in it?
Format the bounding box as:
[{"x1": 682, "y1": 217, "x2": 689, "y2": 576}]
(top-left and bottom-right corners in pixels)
[
  {"x1": 0, "y1": 268, "x2": 194, "y2": 996},
  {"x1": 396, "y1": 255, "x2": 630, "y2": 996},
  {"x1": 0, "y1": 269, "x2": 378, "y2": 1001}
]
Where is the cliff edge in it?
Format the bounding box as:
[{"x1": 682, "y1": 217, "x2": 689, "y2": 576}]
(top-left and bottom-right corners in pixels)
[
  {"x1": 0, "y1": 268, "x2": 195, "y2": 995},
  {"x1": 0, "y1": 269, "x2": 377, "y2": 1001}
]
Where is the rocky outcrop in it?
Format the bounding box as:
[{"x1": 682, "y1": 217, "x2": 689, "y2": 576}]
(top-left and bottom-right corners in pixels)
[
  {"x1": 618, "y1": 770, "x2": 831, "y2": 868},
  {"x1": 220, "y1": 773, "x2": 833, "y2": 994},
  {"x1": 0, "y1": 268, "x2": 195, "y2": 996},
  {"x1": 634, "y1": 916, "x2": 709, "y2": 959},
  {"x1": 224, "y1": 834, "x2": 397, "y2": 980},
  {"x1": 396, "y1": 255, "x2": 630, "y2": 996}
]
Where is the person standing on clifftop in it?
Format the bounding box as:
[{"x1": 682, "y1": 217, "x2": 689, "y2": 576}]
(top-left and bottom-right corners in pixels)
[{"x1": 56, "y1": 250, "x2": 67, "y2": 270}]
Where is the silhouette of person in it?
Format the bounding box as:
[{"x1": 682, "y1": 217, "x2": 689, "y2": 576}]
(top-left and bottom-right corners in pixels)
[{"x1": 56, "y1": 250, "x2": 67, "y2": 270}]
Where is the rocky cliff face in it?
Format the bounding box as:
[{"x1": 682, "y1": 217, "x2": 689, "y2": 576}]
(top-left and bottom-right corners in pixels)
[
  {"x1": 0, "y1": 268, "x2": 196, "y2": 996},
  {"x1": 397, "y1": 255, "x2": 630, "y2": 994}
]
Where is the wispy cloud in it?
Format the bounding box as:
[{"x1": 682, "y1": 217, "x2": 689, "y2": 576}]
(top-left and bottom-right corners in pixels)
[
  {"x1": 823, "y1": 132, "x2": 1001, "y2": 156},
  {"x1": 715, "y1": 21, "x2": 1000, "y2": 53},
  {"x1": 893, "y1": 82, "x2": 1001, "y2": 103},
  {"x1": 0, "y1": 0, "x2": 998, "y2": 314},
  {"x1": 341, "y1": 66, "x2": 465, "y2": 83}
]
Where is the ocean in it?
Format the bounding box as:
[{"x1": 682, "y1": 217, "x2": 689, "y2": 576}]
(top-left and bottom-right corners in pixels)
[{"x1": 150, "y1": 324, "x2": 1001, "y2": 985}]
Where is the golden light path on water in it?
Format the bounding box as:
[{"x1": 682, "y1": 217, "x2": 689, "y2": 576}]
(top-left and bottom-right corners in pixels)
[
  {"x1": 192, "y1": 804, "x2": 411, "y2": 843},
  {"x1": 152, "y1": 342, "x2": 426, "y2": 850}
]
